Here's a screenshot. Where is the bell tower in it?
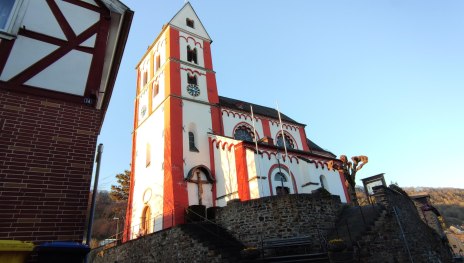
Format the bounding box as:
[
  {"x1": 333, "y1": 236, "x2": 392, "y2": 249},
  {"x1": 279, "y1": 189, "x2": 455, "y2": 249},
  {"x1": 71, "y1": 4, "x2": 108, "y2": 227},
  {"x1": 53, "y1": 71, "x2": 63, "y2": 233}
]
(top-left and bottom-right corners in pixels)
[{"x1": 125, "y1": 2, "x2": 221, "y2": 240}]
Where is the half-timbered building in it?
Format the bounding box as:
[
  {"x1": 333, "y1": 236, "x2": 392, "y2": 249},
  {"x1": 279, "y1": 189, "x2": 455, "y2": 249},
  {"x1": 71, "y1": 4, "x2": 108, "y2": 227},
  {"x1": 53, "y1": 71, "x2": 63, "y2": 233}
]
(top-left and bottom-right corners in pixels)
[{"x1": 0, "y1": 0, "x2": 132, "y2": 243}]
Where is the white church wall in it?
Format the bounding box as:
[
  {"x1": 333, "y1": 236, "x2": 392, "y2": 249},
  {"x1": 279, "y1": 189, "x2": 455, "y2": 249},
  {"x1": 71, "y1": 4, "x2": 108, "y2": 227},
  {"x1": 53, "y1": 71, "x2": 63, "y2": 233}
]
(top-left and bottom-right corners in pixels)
[
  {"x1": 210, "y1": 136, "x2": 240, "y2": 207},
  {"x1": 182, "y1": 101, "x2": 212, "y2": 171},
  {"x1": 152, "y1": 71, "x2": 165, "y2": 111},
  {"x1": 246, "y1": 149, "x2": 260, "y2": 199},
  {"x1": 169, "y1": 4, "x2": 211, "y2": 42},
  {"x1": 179, "y1": 32, "x2": 205, "y2": 68},
  {"x1": 131, "y1": 107, "x2": 165, "y2": 233},
  {"x1": 180, "y1": 65, "x2": 207, "y2": 101},
  {"x1": 182, "y1": 100, "x2": 213, "y2": 207},
  {"x1": 323, "y1": 169, "x2": 347, "y2": 203},
  {"x1": 151, "y1": 36, "x2": 167, "y2": 74}
]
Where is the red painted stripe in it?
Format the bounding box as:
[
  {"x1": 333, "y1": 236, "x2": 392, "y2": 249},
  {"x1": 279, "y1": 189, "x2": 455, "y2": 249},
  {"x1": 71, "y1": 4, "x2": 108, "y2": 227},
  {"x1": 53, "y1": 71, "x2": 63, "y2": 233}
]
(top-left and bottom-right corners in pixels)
[
  {"x1": 261, "y1": 119, "x2": 272, "y2": 138},
  {"x1": 163, "y1": 96, "x2": 187, "y2": 228},
  {"x1": 234, "y1": 143, "x2": 250, "y2": 201},
  {"x1": 298, "y1": 127, "x2": 310, "y2": 152},
  {"x1": 206, "y1": 72, "x2": 219, "y2": 104},
  {"x1": 206, "y1": 71, "x2": 221, "y2": 135},
  {"x1": 208, "y1": 137, "x2": 217, "y2": 206},
  {"x1": 203, "y1": 40, "x2": 213, "y2": 70},
  {"x1": 0, "y1": 39, "x2": 14, "y2": 76},
  {"x1": 338, "y1": 171, "x2": 351, "y2": 203},
  {"x1": 169, "y1": 27, "x2": 180, "y2": 60},
  {"x1": 85, "y1": 16, "x2": 110, "y2": 98}
]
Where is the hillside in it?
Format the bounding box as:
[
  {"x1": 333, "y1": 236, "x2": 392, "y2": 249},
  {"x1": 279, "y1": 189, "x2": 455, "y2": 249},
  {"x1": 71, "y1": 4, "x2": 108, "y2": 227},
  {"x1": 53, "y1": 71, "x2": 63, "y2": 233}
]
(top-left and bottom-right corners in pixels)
[{"x1": 404, "y1": 187, "x2": 464, "y2": 227}]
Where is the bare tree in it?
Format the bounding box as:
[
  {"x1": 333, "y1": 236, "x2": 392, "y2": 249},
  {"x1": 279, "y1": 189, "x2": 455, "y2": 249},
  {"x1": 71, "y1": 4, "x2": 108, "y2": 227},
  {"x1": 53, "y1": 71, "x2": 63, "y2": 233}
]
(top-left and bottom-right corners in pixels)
[{"x1": 328, "y1": 155, "x2": 368, "y2": 206}]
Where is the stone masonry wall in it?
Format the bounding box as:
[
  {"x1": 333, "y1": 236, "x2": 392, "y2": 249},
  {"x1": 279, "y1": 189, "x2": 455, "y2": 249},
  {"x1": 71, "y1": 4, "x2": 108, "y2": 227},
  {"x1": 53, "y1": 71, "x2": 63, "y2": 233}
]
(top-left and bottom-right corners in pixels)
[
  {"x1": 360, "y1": 186, "x2": 452, "y2": 263},
  {"x1": 88, "y1": 193, "x2": 342, "y2": 262},
  {"x1": 89, "y1": 227, "x2": 223, "y2": 263},
  {"x1": 215, "y1": 194, "x2": 342, "y2": 249},
  {"x1": 0, "y1": 90, "x2": 101, "y2": 243}
]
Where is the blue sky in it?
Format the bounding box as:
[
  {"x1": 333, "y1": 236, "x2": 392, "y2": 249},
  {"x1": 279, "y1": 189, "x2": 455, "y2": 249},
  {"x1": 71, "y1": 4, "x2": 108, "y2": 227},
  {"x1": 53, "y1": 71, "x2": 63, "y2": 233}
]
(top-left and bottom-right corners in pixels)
[{"x1": 95, "y1": 0, "x2": 464, "y2": 190}]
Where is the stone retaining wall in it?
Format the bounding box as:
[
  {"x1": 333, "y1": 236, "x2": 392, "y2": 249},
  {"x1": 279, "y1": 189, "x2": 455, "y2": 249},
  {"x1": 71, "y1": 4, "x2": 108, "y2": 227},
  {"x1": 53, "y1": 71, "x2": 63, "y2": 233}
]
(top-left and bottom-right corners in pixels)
[
  {"x1": 88, "y1": 193, "x2": 342, "y2": 262},
  {"x1": 88, "y1": 227, "x2": 222, "y2": 263},
  {"x1": 215, "y1": 194, "x2": 342, "y2": 249}
]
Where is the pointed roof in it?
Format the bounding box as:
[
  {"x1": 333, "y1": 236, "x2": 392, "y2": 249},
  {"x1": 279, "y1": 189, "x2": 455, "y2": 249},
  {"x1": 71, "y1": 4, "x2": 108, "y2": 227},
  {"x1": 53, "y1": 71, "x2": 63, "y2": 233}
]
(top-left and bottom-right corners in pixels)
[{"x1": 168, "y1": 2, "x2": 212, "y2": 42}]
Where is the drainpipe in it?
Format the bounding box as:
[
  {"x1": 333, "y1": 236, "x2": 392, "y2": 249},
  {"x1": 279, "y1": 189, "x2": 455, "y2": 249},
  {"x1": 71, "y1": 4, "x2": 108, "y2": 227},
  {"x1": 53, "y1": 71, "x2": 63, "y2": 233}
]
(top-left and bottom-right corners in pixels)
[{"x1": 86, "y1": 143, "x2": 104, "y2": 245}]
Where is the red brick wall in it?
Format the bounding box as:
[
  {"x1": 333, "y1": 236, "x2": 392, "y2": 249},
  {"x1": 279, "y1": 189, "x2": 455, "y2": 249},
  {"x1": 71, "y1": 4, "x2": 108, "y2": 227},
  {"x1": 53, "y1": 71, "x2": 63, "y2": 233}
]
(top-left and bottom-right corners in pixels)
[{"x1": 0, "y1": 89, "x2": 101, "y2": 243}]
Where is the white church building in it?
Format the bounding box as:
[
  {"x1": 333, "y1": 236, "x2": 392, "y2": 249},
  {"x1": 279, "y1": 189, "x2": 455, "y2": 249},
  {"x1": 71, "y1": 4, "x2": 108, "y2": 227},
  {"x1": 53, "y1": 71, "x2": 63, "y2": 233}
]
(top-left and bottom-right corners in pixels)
[{"x1": 124, "y1": 2, "x2": 349, "y2": 241}]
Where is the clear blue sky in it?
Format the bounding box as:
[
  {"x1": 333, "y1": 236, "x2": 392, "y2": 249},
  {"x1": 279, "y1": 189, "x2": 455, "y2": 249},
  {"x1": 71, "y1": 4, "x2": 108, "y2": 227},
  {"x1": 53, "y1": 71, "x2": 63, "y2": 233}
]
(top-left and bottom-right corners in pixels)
[{"x1": 95, "y1": 0, "x2": 464, "y2": 191}]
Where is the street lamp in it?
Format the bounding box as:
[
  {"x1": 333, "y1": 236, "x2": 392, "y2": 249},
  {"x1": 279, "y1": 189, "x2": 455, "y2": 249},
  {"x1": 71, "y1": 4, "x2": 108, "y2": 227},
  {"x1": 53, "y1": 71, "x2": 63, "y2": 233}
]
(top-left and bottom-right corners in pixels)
[
  {"x1": 276, "y1": 151, "x2": 284, "y2": 194},
  {"x1": 113, "y1": 217, "x2": 119, "y2": 243}
]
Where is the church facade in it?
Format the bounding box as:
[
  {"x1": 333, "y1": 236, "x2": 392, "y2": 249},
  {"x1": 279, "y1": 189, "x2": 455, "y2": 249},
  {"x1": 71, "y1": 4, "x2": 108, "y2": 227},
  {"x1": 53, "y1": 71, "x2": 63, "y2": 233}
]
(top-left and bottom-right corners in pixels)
[{"x1": 125, "y1": 3, "x2": 348, "y2": 241}]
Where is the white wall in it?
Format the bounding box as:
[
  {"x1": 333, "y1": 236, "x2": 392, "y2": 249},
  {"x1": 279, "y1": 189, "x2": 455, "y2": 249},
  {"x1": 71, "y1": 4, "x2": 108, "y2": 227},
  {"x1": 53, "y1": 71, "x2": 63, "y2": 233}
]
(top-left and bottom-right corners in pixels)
[
  {"x1": 210, "y1": 135, "x2": 240, "y2": 207},
  {"x1": 179, "y1": 32, "x2": 204, "y2": 68},
  {"x1": 131, "y1": 104, "x2": 165, "y2": 235}
]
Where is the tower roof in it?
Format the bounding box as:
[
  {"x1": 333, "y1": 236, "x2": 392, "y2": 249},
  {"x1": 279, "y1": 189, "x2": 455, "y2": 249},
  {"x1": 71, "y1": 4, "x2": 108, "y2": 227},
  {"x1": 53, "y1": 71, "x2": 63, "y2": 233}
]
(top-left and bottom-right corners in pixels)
[{"x1": 168, "y1": 2, "x2": 212, "y2": 42}]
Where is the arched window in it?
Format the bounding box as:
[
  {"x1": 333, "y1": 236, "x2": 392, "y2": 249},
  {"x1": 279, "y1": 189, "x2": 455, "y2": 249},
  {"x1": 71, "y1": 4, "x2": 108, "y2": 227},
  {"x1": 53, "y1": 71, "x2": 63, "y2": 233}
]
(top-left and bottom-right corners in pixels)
[
  {"x1": 276, "y1": 133, "x2": 295, "y2": 149},
  {"x1": 187, "y1": 46, "x2": 197, "y2": 64},
  {"x1": 141, "y1": 205, "x2": 151, "y2": 234},
  {"x1": 320, "y1": 175, "x2": 325, "y2": 189},
  {"x1": 233, "y1": 125, "x2": 254, "y2": 142},
  {"x1": 155, "y1": 54, "x2": 160, "y2": 71},
  {"x1": 153, "y1": 82, "x2": 159, "y2": 97},
  {"x1": 146, "y1": 143, "x2": 151, "y2": 167},
  {"x1": 187, "y1": 74, "x2": 197, "y2": 85},
  {"x1": 142, "y1": 71, "x2": 148, "y2": 86},
  {"x1": 274, "y1": 172, "x2": 287, "y2": 182},
  {"x1": 189, "y1": 132, "x2": 199, "y2": 152}
]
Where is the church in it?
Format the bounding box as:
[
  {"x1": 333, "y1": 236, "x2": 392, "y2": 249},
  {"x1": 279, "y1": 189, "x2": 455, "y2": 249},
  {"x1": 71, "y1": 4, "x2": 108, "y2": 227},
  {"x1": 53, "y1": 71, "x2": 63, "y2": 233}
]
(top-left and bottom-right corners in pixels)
[{"x1": 124, "y1": 2, "x2": 349, "y2": 241}]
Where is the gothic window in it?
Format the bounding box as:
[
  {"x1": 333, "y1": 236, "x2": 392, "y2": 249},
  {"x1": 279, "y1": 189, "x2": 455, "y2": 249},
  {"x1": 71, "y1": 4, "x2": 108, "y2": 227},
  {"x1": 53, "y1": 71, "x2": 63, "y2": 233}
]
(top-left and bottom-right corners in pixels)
[
  {"x1": 187, "y1": 74, "x2": 197, "y2": 85},
  {"x1": 233, "y1": 125, "x2": 254, "y2": 142},
  {"x1": 142, "y1": 71, "x2": 148, "y2": 86},
  {"x1": 187, "y1": 46, "x2": 197, "y2": 64},
  {"x1": 155, "y1": 54, "x2": 160, "y2": 71},
  {"x1": 146, "y1": 143, "x2": 151, "y2": 167},
  {"x1": 276, "y1": 133, "x2": 295, "y2": 149},
  {"x1": 274, "y1": 172, "x2": 287, "y2": 182},
  {"x1": 186, "y1": 18, "x2": 194, "y2": 28},
  {"x1": 189, "y1": 132, "x2": 199, "y2": 152},
  {"x1": 140, "y1": 205, "x2": 151, "y2": 235},
  {"x1": 153, "y1": 82, "x2": 159, "y2": 97}
]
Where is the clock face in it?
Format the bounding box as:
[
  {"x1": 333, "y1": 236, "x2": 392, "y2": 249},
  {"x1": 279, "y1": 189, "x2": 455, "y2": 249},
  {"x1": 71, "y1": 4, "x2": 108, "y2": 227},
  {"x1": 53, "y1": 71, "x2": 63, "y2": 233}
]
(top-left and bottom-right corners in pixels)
[{"x1": 187, "y1": 84, "x2": 200, "y2": 97}]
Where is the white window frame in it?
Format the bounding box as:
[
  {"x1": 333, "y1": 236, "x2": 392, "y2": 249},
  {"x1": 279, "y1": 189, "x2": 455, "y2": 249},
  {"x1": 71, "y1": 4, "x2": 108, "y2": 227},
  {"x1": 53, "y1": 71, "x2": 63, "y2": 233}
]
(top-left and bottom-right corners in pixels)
[{"x1": 0, "y1": 0, "x2": 29, "y2": 40}]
